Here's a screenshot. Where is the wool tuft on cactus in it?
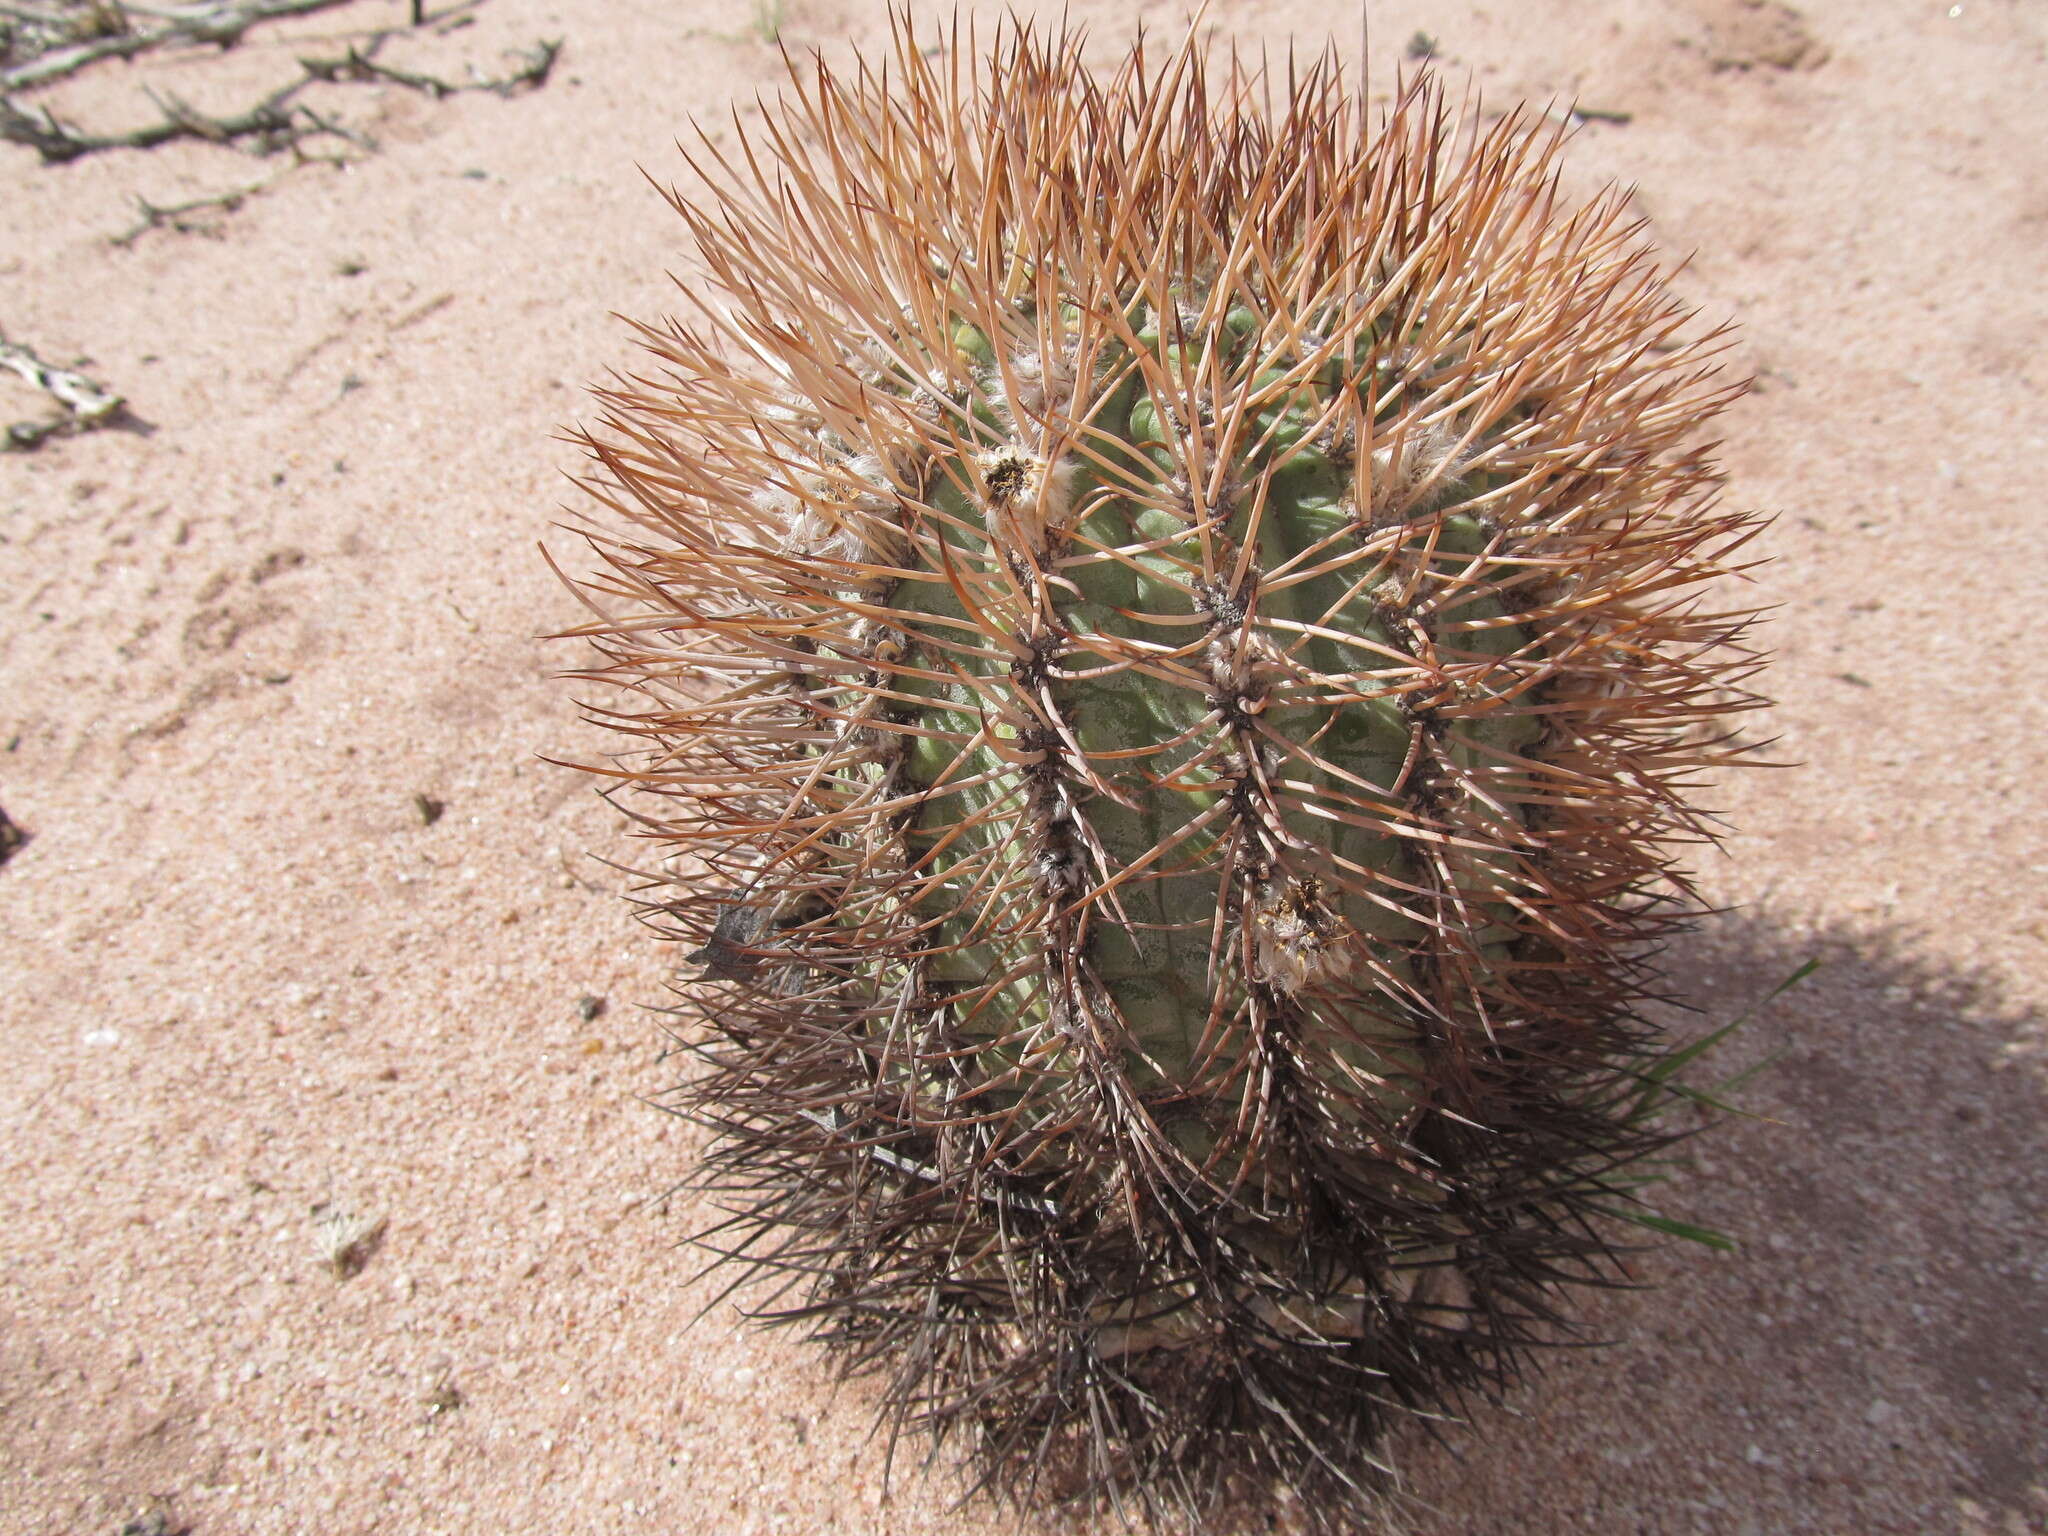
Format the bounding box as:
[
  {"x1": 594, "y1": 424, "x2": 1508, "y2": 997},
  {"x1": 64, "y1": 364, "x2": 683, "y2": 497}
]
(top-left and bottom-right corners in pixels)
[{"x1": 555, "y1": 15, "x2": 1767, "y2": 1525}]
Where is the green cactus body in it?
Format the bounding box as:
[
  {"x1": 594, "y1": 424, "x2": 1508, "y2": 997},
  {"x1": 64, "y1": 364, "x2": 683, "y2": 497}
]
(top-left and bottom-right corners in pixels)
[
  {"x1": 561, "y1": 18, "x2": 1765, "y2": 1525},
  {"x1": 866, "y1": 306, "x2": 1548, "y2": 1195},
  {"x1": 893, "y1": 322, "x2": 1488, "y2": 1095}
]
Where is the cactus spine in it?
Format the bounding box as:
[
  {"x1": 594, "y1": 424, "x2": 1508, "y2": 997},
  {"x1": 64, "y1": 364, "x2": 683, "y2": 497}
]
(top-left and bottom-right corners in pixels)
[{"x1": 559, "y1": 16, "x2": 1765, "y2": 1525}]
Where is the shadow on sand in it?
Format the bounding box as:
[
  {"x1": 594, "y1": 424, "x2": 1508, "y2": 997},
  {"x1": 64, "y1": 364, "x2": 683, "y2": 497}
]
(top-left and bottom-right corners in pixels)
[
  {"x1": 958, "y1": 911, "x2": 2046, "y2": 1535},
  {"x1": 1377, "y1": 911, "x2": 2048, "y2": 1536}
]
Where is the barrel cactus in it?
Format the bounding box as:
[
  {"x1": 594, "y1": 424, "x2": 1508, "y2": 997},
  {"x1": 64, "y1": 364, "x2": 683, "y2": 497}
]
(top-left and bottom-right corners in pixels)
[{"x1": 557, "y1": 16, "x2": 1765, "y2": 1525}]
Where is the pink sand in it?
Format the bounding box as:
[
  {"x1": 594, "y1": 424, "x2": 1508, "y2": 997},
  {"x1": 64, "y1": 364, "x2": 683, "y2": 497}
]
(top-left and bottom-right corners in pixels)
[{"x1": 3, "y1": 1, "x2": 2044, "y2": 1531}]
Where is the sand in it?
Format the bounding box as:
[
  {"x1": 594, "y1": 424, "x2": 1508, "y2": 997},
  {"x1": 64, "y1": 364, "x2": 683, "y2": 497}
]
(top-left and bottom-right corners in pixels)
[{"x1": 2, "y1": 1, "x2": 2043, "y2": 1532}]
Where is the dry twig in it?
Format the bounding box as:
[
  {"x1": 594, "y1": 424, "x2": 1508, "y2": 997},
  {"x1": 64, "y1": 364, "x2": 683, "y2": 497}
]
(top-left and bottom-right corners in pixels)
[
  {"x1": 107, "y1": 157, "x2": 288, "y2": 244},
  {"x1": 0, "y1": 0, "x2": 356, "y2": 92},
  {"x1": 1, "y1": 330, "x2": 124, "y2": 449},
  {"x1": 1, "y1": 29, "x2": 557, "y2": 163},
  {"x1": 299, "y1": 30, "x2": 556, "y2": 96}
]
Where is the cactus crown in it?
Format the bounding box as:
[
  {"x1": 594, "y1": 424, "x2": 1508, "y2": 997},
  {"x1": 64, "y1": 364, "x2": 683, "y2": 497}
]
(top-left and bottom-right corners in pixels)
[{"x1": 561, "y1": 15, "x2": 1764, "y2": 1525}]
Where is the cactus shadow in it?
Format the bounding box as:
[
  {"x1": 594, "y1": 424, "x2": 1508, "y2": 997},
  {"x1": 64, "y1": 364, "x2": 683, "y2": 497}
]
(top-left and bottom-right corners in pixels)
[
  {"x1": 770, "y1": 914, "x2": 2046, "y2": 1536},
  {"x1": 1374, "y1": 912, "x2": 2048, "y2": 1536}
]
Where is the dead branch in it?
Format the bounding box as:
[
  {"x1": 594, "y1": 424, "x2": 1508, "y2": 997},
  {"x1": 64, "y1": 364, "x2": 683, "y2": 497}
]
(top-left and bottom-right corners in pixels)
[
  {"x1": 110, "y1": 179, "x2": 259, "y2": 240},
  {"x1": 2, "y1": 29, "x2": 558, "y2": 162},
  {"x1": 0, "y1": 0, "x2": 356, "y2": 92},
  {"x1": 2, "y1": 71, "x2": 308, "y2": 159},
  {"x1": 3, "y1": 3, "x2": 560, "y2": 252},
  {"x1": 297, "y1": 32, "x2": 557, "y2": 98},
  {"x1": 106, "y1": 134, "x2": 346, "y2": 243},
  {"x1": 1, "y1": 330, "x2": 124, "y2": 450}
]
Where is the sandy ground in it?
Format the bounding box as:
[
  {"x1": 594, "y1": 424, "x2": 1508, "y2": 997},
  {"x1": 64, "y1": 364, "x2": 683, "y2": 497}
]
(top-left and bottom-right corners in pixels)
[{"x1": 2, "y1": 0, "x2": 2044, "y2": 1532}]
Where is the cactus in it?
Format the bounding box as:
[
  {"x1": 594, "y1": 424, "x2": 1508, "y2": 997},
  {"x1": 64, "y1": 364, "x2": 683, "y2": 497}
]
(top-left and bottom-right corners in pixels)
[{"x1": 558, "y1": 16, "x2": 1766, "y2": 1525}]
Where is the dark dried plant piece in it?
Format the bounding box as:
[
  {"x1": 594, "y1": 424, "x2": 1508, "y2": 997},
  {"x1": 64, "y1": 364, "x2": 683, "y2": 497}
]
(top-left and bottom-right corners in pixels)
[
  {"x1": 0, "y1": 802, "x2": 26, "y2": 867},
  {"x1": 1, "y1": 332, "x2": 123, "y2": 450}
]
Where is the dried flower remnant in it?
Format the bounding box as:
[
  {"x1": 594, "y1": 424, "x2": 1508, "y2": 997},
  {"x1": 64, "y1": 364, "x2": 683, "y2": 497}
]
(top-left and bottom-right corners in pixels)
[{"x1": 312, "y1": 1201, "x2": 385, "y2": 1280}]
